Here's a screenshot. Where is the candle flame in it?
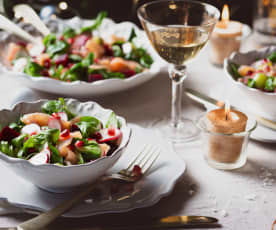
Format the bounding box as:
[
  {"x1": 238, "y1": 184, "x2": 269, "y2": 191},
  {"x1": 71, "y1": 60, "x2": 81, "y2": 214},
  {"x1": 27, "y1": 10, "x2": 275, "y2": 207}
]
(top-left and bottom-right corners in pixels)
[
  {"x1": 225, "y1": 101, "x2": 231, "y2": 120},
  {"x1": 221, "y1": 4, "x2": 230, "y2": 25}
]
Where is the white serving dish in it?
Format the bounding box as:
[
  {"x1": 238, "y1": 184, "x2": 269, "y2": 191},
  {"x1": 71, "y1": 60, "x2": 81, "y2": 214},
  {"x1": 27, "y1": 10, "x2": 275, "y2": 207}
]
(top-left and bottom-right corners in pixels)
[
  {"x1": 0, "y1": 17, "x2": 164, "y2": 96},
  {"x1": 0, "y1": 99, "x2": 131, "y2": 192},
  {"x1": 224, "y1": 46, "x2": 276, "y2": 121}
]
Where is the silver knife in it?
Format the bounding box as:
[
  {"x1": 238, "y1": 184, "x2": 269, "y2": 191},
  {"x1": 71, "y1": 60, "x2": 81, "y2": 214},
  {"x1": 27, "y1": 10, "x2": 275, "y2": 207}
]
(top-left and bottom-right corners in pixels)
[
  {"x1": 185, "y1": 88, "x2": 276, "y2": 131},
  {"x1": 0, "y1": 216, "x2": 220, "y2": 230}
]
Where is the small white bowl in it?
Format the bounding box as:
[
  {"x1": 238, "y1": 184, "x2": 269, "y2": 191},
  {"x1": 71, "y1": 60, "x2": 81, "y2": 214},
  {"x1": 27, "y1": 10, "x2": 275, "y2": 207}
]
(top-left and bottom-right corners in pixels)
[
  {"x1": 224, "y1": 46, "x2": 276, "y2": 121},
  {"x1": 0, "y1": 99, "x2": 131, "y2": 192}
]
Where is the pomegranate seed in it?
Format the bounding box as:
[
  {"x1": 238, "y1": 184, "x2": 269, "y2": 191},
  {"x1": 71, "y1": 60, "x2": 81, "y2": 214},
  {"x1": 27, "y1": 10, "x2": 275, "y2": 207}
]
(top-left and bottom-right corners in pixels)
[
  {"x1": 122, "y1": 70, "x2": 136, "y2": 78},
  {"x1": 94, "y1": 58, "x2": 99, "y2": 64},
  {"x1": 132, "y1": 165, "x2": 142, "y2": 177},
  {"x1": 87, "y1": 138, "x2": 94, "y2": 141},
  {"x1": 60, "y1": 129, "x2": 70, "y2": 138},
  {"x1": 68, "y1": 144, "x2": 75, "y2": 151},
  {"x1": 30, "y1": 132, "x2": 37, "y2": 136},
  {"x1": 55, "y1": 54, "x2": 69, "y2": 66},
  {"x1": 60, "y1": 36, "x2": 65, "y2": 41},
  {"x1": 41, "y1": 69, "x2": 49, "y2": 77},
  {"x1": 92, "y1": 132, "x2": 102, "y2": 140},
  {"x1": 75, "y1": 140, "x2": 85, "y2": 148},
  {"x1": 108, "y1": 128, "x2": 116, "y2": 136},
  {"x1": 67, "y1": 38, "x2": 74, "y2": 44},
  {"x1": 263, "y1": 58, "x2": 268, "y2": 63},
  {"x1": 246, "y1": 70, "x2": 254, "y2": 76},
  {"x1": 265, "y1": 65, "x2": 271, "y2": 72},
  {"x1": 104, "y1": 44, "x2": 113, "y2": 56},
  {"x1": 88, "y1": 74, "x2": 103, "y2": 82},
  {"x1": 44, "y1": 59, "x2": 51, "y2": 68},
  {"x1": 16, "y1": 41, "x2": 27, "y2": 48},
  {"x1": 70, "y1": 124, "x2": 80, "y2": 132},
  {"x1": 0, "y1": 127, "x2": 20, "y2": 141}
]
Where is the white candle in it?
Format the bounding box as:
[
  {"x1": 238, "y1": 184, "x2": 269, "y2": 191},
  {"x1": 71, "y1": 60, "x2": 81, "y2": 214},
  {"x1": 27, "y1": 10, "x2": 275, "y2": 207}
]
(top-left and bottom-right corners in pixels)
[
  {"x1": 206, "y1": 105, "x2": 248, "y2": 163},
  {"x1": 209, "y1": 4, "x2": 244, "y2": 66}
]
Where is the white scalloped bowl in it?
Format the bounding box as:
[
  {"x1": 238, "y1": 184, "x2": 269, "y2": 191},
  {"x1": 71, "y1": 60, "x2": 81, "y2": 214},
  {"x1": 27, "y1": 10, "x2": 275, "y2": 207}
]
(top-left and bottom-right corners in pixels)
[
  {"x1": 0, "y1": 99, "x2": 131, "y2": 192},
  {"x1": 0, "y1": 17, "x2": 164, "y2": 96},
  {"x1": 224, "y1": 46, "x2": 276, "y2": 121}
]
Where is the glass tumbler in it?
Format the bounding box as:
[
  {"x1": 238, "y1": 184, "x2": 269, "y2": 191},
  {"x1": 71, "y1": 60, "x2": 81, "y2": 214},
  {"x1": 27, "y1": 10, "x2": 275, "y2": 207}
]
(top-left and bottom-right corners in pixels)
[{"x1": 196, "y1": 113, "x2": 257, "y2": 170}]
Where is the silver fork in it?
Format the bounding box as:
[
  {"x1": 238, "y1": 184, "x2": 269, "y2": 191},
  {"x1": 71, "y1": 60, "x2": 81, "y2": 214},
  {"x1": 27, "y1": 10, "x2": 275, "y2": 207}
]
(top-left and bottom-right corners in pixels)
[{"x1": 13, "y1": 145, "x2": 160, "y2": 230}]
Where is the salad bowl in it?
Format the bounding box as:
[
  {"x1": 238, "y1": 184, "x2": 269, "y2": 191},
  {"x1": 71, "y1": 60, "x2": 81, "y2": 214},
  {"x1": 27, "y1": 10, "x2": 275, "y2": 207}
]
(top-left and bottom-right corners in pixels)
[
  {"x1": 224, "y1": 46, "x2": 276, "y2": 121},
  {"x1": 0, "y1": 99, "x2": 131, "y2": 192},
  {"x1": 0, "y1": 16, "x2": 163, "y2": 96}
]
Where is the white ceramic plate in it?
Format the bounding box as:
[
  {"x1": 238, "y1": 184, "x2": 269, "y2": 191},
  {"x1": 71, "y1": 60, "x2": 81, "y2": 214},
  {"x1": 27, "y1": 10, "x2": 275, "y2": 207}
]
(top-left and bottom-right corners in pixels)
[
  {"x1": 0, "y1": 17, "x2": 165, "y2": 96},
  {"x1": 0, "y1": 124, "x2": 185, "y2": 218}
]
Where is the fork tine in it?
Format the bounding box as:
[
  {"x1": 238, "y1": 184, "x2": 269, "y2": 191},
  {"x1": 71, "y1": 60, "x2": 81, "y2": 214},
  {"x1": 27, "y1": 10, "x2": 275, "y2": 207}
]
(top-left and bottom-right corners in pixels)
[
  {"x1": 125, "y1": 144, "x2": 148, "y2": 171},
  {"x1": 139, "y1": 146, "x2": 157, "y2": 170},
  {"x1": 142, "y1": 149, "x2": 160, "y2": 174}
]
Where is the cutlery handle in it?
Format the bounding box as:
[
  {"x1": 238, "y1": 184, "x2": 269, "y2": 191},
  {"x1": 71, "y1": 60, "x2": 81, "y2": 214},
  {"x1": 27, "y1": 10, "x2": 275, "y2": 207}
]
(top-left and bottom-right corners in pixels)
[
  {"x1": 0, "y1": 15, "x2": 37, "y2": 44},
  {"x1": 13, "y1": 4, "x2": 50, "y2": 36},
  {"x1": 18, "y1": 181, "x2": 101, "y2": 230}
]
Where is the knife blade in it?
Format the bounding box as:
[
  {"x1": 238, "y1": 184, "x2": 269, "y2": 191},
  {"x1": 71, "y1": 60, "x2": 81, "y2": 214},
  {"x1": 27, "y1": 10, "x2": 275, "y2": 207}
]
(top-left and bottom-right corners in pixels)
[
  {"x1": 72, "y1": 216, "x2": 220, "y2": 230},
  {"x1": 185, "y1": 88, "x2": 276, "y2": 131}
]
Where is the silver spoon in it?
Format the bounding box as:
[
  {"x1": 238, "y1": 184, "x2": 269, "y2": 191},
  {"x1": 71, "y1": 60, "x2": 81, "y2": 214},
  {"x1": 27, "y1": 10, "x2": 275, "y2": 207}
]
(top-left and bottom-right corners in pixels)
[
  {"x1": 0, "y1": 14, "x2": 38, "y2": 44},
  {"x1": 13, "y1": 4, "x2": 50, "y2": 37}
]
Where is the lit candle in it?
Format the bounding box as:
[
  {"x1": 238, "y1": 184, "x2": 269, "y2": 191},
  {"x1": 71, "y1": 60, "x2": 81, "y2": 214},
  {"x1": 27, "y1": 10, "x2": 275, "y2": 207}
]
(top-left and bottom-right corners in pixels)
[
  {"x1": 209, "y1": 4, "x2": 244, "y2": 66},
  {"x1": 206, "y1": 103, "x2": 248, "y2": 163}
]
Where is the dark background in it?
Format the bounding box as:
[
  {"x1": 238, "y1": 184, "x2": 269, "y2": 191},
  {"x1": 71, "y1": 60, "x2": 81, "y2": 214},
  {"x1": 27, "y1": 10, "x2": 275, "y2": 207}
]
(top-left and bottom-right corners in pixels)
[{"x1": 3, "y1": 0, "x2": 255, "y2": 27}]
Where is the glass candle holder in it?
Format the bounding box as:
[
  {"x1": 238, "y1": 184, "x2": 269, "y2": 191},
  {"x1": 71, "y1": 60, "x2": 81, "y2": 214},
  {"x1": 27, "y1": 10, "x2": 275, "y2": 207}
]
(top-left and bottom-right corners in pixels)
[
  {"x1": 196, "y1": 113, "x2": 257, "y2": 170},
  {"x1": 208, "y1": 24, "x2": 251, "y2": 67}
]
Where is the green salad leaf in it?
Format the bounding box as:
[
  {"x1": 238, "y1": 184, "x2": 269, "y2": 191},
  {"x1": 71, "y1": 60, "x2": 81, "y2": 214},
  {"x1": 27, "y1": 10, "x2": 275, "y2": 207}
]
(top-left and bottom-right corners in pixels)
[
  {"x1": 230, "y1": 63, "x2": 242, "y2": 80},
  {"x1": 264, "y1": 77, "x2": 275, "y2": 91},
  {"x1": 75, "y1": 139, "x2": 101, "y2": 160},
  {"x1": 268, "y1": 52, "x2": 276, "y2": 63},
  {"x1": 46, "y1": 40, "x2": 69, "y2": 56},
  {"x1": 11, "y1": 134, "x2": 27, "y2": 148},
  {"x1": 128, "y1": 28, "x2": 137, "y2": 42},
  {"x1": 79, "y1": 11, "x2": 107, "y2": 33},
  {"x1": 24, "y1": 60, "x2": 43, "y2": 76},
  {"x1": 81, "y1": 52, "x2": 94, "y2": 67},
  {"x1": 88, "y1": 69, "x2": 125, "y2": 79},
  {"x1": 0, "y1": 141, "x2": 15, "y2": 157},
  {"x1": 42, "y1": 98, "x2": 75, "y2": 120},
  {"x1": 48, "y1": 144, "x2": 63, "y2": 164},
  {"x1": 63, "y1": 27, "x2": 76, "y2": 39},
  {"x1": 76, "y1": 116, "x2": 101, "y2": 138},
  {"x1": 105, "y1": 112, "x2": 121, "y2": 128},
  {"x1": 112, "y1": 45, "x2": 124, "y2": 57},
  {"x1": 43, "y1": 33, "x2": 56, "y2": 47}
]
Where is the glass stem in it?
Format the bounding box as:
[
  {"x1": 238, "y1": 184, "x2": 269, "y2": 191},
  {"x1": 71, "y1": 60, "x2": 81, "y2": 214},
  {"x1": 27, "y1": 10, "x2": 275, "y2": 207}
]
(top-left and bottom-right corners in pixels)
[{"x1": 169, "y1": 64, "x2": 187, "y2": 128}]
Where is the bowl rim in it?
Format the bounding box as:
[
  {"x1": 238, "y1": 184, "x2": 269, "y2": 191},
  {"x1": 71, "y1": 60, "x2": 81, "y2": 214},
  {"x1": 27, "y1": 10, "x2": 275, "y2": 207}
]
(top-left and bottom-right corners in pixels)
[
  {"x1": 0, "y1": 98, "x2": 132, "y2": 169},
  {"x1": 0, "y1": 17, "x2": 162, "y2": 87},
  {"x1": 224, "y1": 46, "x2": 276, "y2": 96}
]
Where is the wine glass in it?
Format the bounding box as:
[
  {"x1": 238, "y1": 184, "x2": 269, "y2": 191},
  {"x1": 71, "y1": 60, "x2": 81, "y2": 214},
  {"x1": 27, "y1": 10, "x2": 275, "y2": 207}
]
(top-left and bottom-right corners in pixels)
[{"x1": 138, "y1": 0, "x2": 220, "y2": 142}]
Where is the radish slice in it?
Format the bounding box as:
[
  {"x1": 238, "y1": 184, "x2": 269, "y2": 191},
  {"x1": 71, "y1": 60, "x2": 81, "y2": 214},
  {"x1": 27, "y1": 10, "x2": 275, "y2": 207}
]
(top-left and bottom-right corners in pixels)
[
  {"x1": 98, "y1": 128, "x2": 122, "y2": 143},
  {"x1": 21, "y1": 124, "x2": 41, "y2": 135},
  {"x1": 48, "y1": 118, "x2": 62, "y2": 131},
  {"x1": 29, "y1": 152, "x2": 49, "y2": 165},
  {"x1": 52, "y1": 112, "x2": 68, "y2": 122}
]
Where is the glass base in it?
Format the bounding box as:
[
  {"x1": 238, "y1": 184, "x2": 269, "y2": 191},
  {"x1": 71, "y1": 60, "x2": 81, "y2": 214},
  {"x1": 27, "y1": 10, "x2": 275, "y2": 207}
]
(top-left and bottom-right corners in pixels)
[
  {"x1": 204, "y1": 154, "x2": 247, "y2": 170},
  {"x1": 153, "y1": 118, "x2": 200, "y2": 143}
]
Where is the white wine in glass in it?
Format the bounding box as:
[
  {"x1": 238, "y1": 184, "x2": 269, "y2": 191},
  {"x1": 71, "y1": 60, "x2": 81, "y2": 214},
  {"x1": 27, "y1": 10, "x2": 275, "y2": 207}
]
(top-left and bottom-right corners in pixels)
[{"x1": 138, "y1": 0, "x2": 220, "y2": 142}]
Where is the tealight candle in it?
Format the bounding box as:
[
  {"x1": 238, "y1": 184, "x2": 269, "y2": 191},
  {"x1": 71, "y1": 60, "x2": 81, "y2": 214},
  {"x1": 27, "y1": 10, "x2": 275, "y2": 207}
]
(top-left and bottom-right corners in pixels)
[
  {"x1": 209, "y1": 4, "x2": 245, "y2": 66},
  {"x1": 206, "y1": 104, "x2": 248, "y2": 164}
]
